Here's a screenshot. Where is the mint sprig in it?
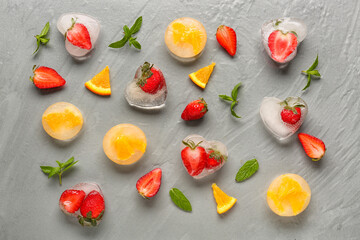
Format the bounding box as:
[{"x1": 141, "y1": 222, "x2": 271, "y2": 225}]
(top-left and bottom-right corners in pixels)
[
  {"x1": 109, "y1": 16, "x2": 142, "y2": 50},
  {"x1": 169, "y1": 188, "x2": 192, "y2": 212},
  {"x1": 40, "y1": 157, "x2": 78, "y2": 185},
  {"x1": 219, "y1": 82, "x2": 242, "y2": 118},
  {"x1": 235, "y1": 159, "x2": 259, "y2": 182},
  {"x1": 301, "y1": 55, "x2": 321, "y2": 91},
  {"x1": 33, "y1": 22, "x2": 50, "y2": 55}
]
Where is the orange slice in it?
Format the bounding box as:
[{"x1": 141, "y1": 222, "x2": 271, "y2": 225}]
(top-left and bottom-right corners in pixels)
[
  {"x1": 85, "y1": 66, "x2": 111, "y2": 96},
  {"x1": 267, "y1": 173, "x2": 311, "y2": 216},
  {"x1": 212, "y1": 183, "x2": 237, "y2": 214},
  {"x1": 189, "y1": 62, "x2": 215, "y2": 89}
]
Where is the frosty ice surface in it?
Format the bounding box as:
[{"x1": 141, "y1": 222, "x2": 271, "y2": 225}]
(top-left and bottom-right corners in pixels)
[{"x1": 260, "y1": 97, "x2": 308, "y2": 140}]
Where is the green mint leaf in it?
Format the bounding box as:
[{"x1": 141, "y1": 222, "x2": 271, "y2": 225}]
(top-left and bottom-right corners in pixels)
[
  {"x1": 302, "y1": 74, "x2": 312, "y2": 91},
  {"x1": 169, "y1": 188, "x2": 192, "y2": 212},
  {"x1": 308, "y1": 70, "x2": 321, "y2": 77},
  {"x1": 235, "y1": 159, "x2": 259, "y2": 182},
  {"x1": 40, "y1": 166, "x2": 53, "y2": 174},
  {"x1": 48, "y1": 167, "x2": 60, "y2": 178},
  {"x1": 109, "y1": 36, "x2": 129, "y2": 48},
  {"x1": 231, "y1": 82, "x2": 242, "y2": 100},
  {"x1": 131, "y1": 40, "x2": 141, "y2": 49},
  {"x1": 130, "y1": 16, "x2": 142, "y2": 34},
  {"x1": 230, "y1": 101, "x2": 241, "y2": 118},
  {"x1": 62, "y1": 157, "x2": 75, "y2": 168},
  {"x1": 307, "y1": 55, "x2": 318, "y2": 71},
  {"x1": 39, "y1": 38, "x2": 49, "y2": 44},
  {"x1": 33, "y1": 39, "x2": 40, "y2": 54},
  {"x1": 123, "y1": 25, "x2": 131, "y2": 37},
  {"x1": 63, "y1": 161, "x2": 78, "y2": 173},
  {"x1": 40, "y1": 157, "x2": 77, "y2": 185},
  {"x1": 40, "y1": 22, "x2": 50, "y2": 37},
  {"x1": 219, "y1": 95, "x2": 233, "y2": 102}
]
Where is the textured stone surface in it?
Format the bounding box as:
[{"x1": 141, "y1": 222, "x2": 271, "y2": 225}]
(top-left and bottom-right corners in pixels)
[{"x1": 0, "y1": 0, "x2": 359, "y2": 239}]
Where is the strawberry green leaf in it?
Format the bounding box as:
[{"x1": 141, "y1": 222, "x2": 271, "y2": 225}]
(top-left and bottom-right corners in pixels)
[
  {"x1": 231, "y1": 82, "x2": 242, "y2": 100},
  {"x1": 219, "y1": 95, "x2": 233, "y2": 102},
  {"x1": 307, "y1": 55, "x2": 318, "y2": 71},
  {"x1": 230, "y1": 101, "x2": 241, "y2": 118},
  {"x1": 235, "y1": 159, "x2": 259, "y2": 182},
  {"x1": 169, "y1": 188, "x2": 192, "y2": 212},
  {"x1": 130, "y1": 16, "x2": 142, "y2": 34}
]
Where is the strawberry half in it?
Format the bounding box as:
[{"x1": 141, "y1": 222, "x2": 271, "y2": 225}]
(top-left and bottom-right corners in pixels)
[
  {"x1": 216, "y1": 25, "x2": 237, "y2": 56},
  {"x1": 66, "y1": 18, "x2": 92, "y2": 50},
  {"x1": 136, "y1": 168, "x2": 162, "y2": 198},
  {"x1": 181, "y1": 98, "x2": 208, "y2": 121},
  {"x1": 181, "y1": 140, "x2": 206, "y2": 176},
  {"x1": 205, "y1": 149, "x2": 227, "y2": 169},
  {"x1": 298, "y1": 133, "x2": 326, "y2": 161},
  {"x1": 79, "y1": 190, "x2": 105, "y2": 226},
  {"x1": 136, "y1": 62, "x2": 165, "y2": 94},
  {"x1": 30, "y1": 65, "x2": 66, "y2": 89},
  {"x1": 268, "y1": 30, "x2": 297, "y2": 62},
  {"x1": 59, "y1": 189, "x2": 86, "y2": 214}
]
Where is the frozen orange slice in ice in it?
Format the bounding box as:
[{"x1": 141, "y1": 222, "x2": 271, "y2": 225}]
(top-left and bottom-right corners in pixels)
[
  {"x1": 42, "y1": 102, "x2": 83, "y2": 140},
  {"x1": 103, "y1": 124, "x2": 146, "y2": 165},
  {"x1": 212, "y1": 183, "x2": 237, "y2": 214},
  {"x1": 165, "y1": 17, "x2": 207, "y2": 61},
  {"x1": 189, "y1": 62, "x2": 215, "y2": 89},
  {"x1": 267, "y1": 173, "x2": 311, "y2": 216},
  {"x1": 85, "y1": 66, "x2": 111, "y2": 96}
]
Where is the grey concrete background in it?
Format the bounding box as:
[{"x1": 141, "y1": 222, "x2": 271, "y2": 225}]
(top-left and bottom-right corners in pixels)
[{"x1": 1, "y1": 0, "x2": 359, "y2": 239}]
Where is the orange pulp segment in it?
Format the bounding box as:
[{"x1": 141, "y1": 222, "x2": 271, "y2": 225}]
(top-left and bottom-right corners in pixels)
[
  {"x1": 212, "y1": 183, "x2": 237, "y2": 214},
  {"x1": 44, "y1": 108, "x2": 82, "y2": 132},
  {"x1": 267, "y1": 174, "x2": 311, "y2": 216},
  {"x1": 85, "y1": 66, "x2": 111, "y2": 96},
  {"x1": 189, "y1": 62, "x2": 215, "y2": 88}
]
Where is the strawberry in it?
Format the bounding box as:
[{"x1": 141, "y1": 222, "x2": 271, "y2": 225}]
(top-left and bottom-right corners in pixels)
[
  {"x1": 181, "y1": 98, "x2": 208, "y2": 121},
  {"x1": 205, "y1": 149, "x2": 227, "y2": 169},
  {"x1": 59, "y1": 189, "x2": 86, "y2": 214},
  {"x1": 268, "y1": 30, "x2": 297, "y2": 62},
  {"x1": 30, "y1": 65, "x2": 66, "y2": 89},
  {"x1": 181, "y1": 140, "x2": 206, "y2": 176},
  {"x1": 136, "y1": 168, "x2": 162, "y2": 198},
  {"x1": 66, "y1": 18, "x2": 92, "y2": 50},
  {"x1": 79, "y1": 190, "x2": 105, "y2": 226},
  {"x1": 280, "y1": 98, "x2": 305, "y2": 125},
  {"x1": 216, "y1": 25, "x2": 237, "y2": 56},
  {"x1": 136, "y1": 62, "x2": 165, "y2": 94},
  {"x1": 298, "y1": 133, "x2": 326, "y2": 161}
]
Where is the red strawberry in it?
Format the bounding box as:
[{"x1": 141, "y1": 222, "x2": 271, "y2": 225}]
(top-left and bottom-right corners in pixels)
[
  {"x1": 181, "y1": 140, "x2": 206, "y2": 176},
  {"x1": 216, "y1": 25, "x2": 237, "y2": 56},
  {"x1": 79, "y1": 190, "x2": 105, "y2": 226},
  {"x1": 298, "y1": 133, "x2": 326, "y2": 161},
  {"x1": 30, "y1": 66, "x2": 66, "y2": 89},
  {"x1": 268, "y1": 30, "x2": 297, "y2": 62},
  {"x1": 66, "y1": 19, "x2": 92, "y2": 50},
  {"x1": 181, "y1": 98, "x2": 208, "y2": 121},
  {"x1": 136, "y1": 168, "x2": 162, "y2": 198},
  {"x1": 59, "y1": 189, "x2": 86, "y2": 214},
  {"x1": 205, "y1": 149, "x2": 227, "y2": 169},
  {"x1": 280, "y1": 98, "x2": 305, "y2": 125},
  {"x1": 136, "y1": 62, "x2": 165, "y2": 94}
]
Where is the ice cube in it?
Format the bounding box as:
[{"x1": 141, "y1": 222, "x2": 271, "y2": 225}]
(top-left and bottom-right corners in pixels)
[
  {"x1": 125, "y1": 62, "x2": 167, "y2": 109},
  {"x1": 57, "y1": 13, "x2": 100, "y2": 60},
  {"x1": 261, "y1": 18, "x2": 307, "y2": 65},
  {"x1": 260, "y1": 97, "x2": 308, "y2": 140},
  {"x1": 181, "y1": 134, "x2": 228, "y2": 179}
]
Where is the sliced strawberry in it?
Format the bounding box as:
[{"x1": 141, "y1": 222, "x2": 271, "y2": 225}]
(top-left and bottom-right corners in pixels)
[
  {"x1": 136, "y1": 62, "x2": 165, "y2": 94},
  {"x1": 66, "y1": 19, "x2": 92, "y2": 50},
  {"x1": 216, "y1": 25, "x2": 237, "y2": 56},
  {"x1": 181, "y1": 140, "x2": 206, "y2": 176},
  {"x1": 30, "y1": 66, "x2": 66, "y2": 89},
  {"x1": 59, "y1": 189, "x2": 86, "y2": 213},
  {"x1": 268, "y1": 30, "x2": 297, "y2": 62},
  {"x1": 80, "y1": 190, "x2": 105, "y2": 219},
  {"x1": 136, "y1": 168, "x2": 162, "y2": 198},
  {"x1": 205, "y1": 149, "x2": 227, "y2": 169},
  {"x1": 298, "y1": 133, "x2": 326, "y2": 161},
  {"x1": 181, "y1": 98, "x2": 208, "y2": 121}
]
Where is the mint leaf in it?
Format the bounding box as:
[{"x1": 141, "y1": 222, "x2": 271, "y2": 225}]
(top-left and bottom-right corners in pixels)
[
  {"x1": 230, "y1": 101, "x2": 241, "y2": 118},
  {"x1": 169, "y1": 188, "x2": 192, "y2": 212},
  {"x1": 40, "y1": 157, "x2": 77, "y2": 185},
  {"x1": 307, "y1": 55, "x2": 318, "y2": 71},
  {"x1": 33, "y1": 22, "x2": 50, "y2": 55},
  {"x1": 109, "y1": 16, "x2": 142, "y2": 50},
  {"x1": 231, "y1": 82, "x2": 242, "y2": 100},
  {"x1": 219, "y1": 82, "x2": 242, "y2": 118},
  {"x1": 130, "y1": 16, "x2": 142, "y2": 34},
  {"x1": 307, "y1": 70, "x2": 321, "y2": 77},
  {"x1": 302, "y1": 74, "x2": 312, "y2": 91},
  {"x1": 219, "y1": 95, "x2": 233, "y2": 102},
  {"x1": 235, "y1": 159, "x2": 259, "y2": 182},
  {"x1": 40, "y1": 22, "x2": 50, "y2": 37},
  {"x1": 302, "y1": 55, "x2": 321, "y2": 91}
]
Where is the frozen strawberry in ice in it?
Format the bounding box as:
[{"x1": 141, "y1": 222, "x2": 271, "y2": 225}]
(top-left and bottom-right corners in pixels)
[
  {"x1": 261, "y1": 18, "x2": 307, "y2": 65},
  {"x1": 125, "y1": 62, "x2": 167, "y2": 109},
  {"x1": 260, "y1": 97, "x2": 308, "y2": 140},
  {"x1": 57, "y1": 13, "x2": 100, "y2": 60},
  {"x1": 181, "y1": 135, "x2": 228, "y2": 179},
  {"x1": 59, "y1": 182, "x2": 105, "y2": 226}
]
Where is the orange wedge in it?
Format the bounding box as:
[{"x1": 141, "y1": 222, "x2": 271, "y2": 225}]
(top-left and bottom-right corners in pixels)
[
  {"x1": 189, "y1": 62, "x2": 215, "y2": 89},
  {"x1": 212, "y1": 183, "x2": 237, "y2": 214},
  {"x1": 85, "y1": 66, "x2": 111, "y2": 96}
]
